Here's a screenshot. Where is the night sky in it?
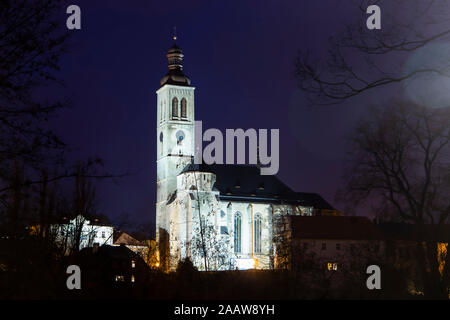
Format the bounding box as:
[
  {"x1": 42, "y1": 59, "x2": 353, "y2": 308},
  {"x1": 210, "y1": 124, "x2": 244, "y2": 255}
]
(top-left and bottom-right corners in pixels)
[{"x1": 45, "y1": 0, "x2": 398, "y2": 229}]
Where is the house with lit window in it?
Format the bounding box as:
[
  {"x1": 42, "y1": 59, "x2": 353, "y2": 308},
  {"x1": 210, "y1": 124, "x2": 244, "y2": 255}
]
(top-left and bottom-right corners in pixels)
[
  {"x1": 378, "y1": 222, "x2": 450, "y2": 295},
  {"x1": 155, "y1": 37, "x2": 340, "y2": 272},
  {"x1": 113, "y1": 231, "x2": 158, "y2": 268},
  {"x1": 71, "y1": 244, "x2": 151, "y2": 294},
  {"x1": 275, "y1": 216, "x2": 385, "y2": 273},
  {"x1": 51, "y1": 214, "x2": 114, "y2": 254}
]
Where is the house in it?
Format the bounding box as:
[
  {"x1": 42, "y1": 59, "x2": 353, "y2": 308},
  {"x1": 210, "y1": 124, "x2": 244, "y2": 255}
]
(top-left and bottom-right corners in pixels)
[
  {"x1": 51, "y1": 214, "x2": 114, "y2": 254},
  {"x1": 113, "y1": 231, "x2": 158, "y2": 268},
  {"x1": 378, "y1": 222, "x2": 450, "y2": 295},
  {"x1": 275, "y1": 215, "x2": 384, "y2": 272},
  {"x1": 71, "y1": 244, "x2": 151, "y2": 295}
]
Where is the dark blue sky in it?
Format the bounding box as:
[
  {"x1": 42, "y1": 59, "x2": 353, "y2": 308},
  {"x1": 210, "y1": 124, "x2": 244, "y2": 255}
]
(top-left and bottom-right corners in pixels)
[{"x1": 47, "y1": 0, "x2": 391, "y2": 228}]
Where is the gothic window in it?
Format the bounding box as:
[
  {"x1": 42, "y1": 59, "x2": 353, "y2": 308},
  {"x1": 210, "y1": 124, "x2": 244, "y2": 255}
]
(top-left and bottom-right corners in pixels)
[
  {"x1": 254, "y1": 213, "x2": 262, "y2": 253},
  {"x1": 220, "y1": 226, "x2": 228, "y2": 235},
  {"x1": 181, "y1": 98, "x2": 187, "y2": 118},
  {"x1": 172, "y1": 97, "x2": 178, "y2": 118},
  {"x1": 160, "y1": 132, "x2": 164, "y2": 156},
  {"x1": 200, "y1": 215, "x2": 206, "y2": 231},
  {"x1": 234, "y1": 212, "x2": 242, "y2": 253},
  {"x1": 163, "y1": 100, "x2": 166, "y2": 119}
]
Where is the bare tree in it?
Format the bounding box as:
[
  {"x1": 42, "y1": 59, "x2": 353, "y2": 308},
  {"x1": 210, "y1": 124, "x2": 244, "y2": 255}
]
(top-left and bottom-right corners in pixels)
[
  {"x1": 0, "y1": 0, "x2": 69, "y2": 180},
  {"x1": 341, "y1": 100, "x2": 450, "y2": 298},
  {"x1": 188, "y1": 217, "x2": 232, "y2": 271},
  {"x1": 0, "y1": 1, "x2": 125, "y2": 198},
  {"x1": 177, "y1": 170, "x2": 233, "y2": 271},
  {"x1": 295, "y1": 0, "x2": 450, "y2": 104}
]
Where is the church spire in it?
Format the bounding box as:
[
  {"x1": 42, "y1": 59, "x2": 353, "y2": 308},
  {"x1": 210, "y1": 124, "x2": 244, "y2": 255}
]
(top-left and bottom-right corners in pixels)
[
  {"x1": 160, "y1": 29, "x2": 191, "y2": 87},
  {"x1": 167, "y1": 28, "x2": 183, "y2": 71},
  {"x1": 173, "y1": 26, "x2": 177, "y2": 42}
]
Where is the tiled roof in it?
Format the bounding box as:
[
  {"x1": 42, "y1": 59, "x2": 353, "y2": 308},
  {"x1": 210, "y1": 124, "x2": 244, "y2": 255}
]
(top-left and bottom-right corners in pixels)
[{"x1": 181, "y1": 163, "x2": 334, "y2": 209}]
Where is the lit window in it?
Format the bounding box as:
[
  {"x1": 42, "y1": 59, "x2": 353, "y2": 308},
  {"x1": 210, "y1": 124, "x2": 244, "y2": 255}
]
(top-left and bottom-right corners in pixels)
[
  {"x1": 234, "y1": 212, "x2": 242, "y2": 253},
  {"x1": 131, "y1": 260, "x2": 136, "y2": 268},
  {"x1": 115, "y1": 275, "x2": 125, "y2": 282},
  {"x1": 327, "y1": 262, "x2": 338, "y2": 271},
  {"x1": 131, "y1": 275, "x2": 135, "y2": 283}
]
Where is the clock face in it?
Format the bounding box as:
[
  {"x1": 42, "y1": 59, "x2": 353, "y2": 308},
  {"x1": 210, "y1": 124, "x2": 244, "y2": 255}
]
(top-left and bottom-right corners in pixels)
[
  {"x1": 176, "y1": 130, "x2": 185, "y2": 142},
  {"x1": 159, "y1": 132, "x2": 163, "y2": 142}
]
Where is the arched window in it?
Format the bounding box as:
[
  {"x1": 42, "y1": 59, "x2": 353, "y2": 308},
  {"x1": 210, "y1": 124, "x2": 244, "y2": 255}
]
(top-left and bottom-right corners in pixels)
[
  {"x1": 254, "y1": 214, "x2": 262, "y2": 253},
  {"x1": 172, "y1": 97, "x2": 178, "y2": 118},
  {"x1": 163, "y1": 100, "x2": 166, "y2": 120},
  {"x1": 234, "y1": 212, "x2": 242, "y2": 253},
  {"x1": 181, "y1": 98, "x2": 187, "y2": 118}
]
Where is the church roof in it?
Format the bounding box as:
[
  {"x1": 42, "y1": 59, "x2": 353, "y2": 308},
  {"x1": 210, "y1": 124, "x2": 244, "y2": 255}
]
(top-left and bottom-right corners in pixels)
[
  {"x1": 160, "y1": 68, "x2": 191, "y2": 87},
  {"x1": 181, "y1": 163, "x2": 334, "y2": 209},
  {"x1": 160, "y1": 38, "x2": 191, "y2": 87}
]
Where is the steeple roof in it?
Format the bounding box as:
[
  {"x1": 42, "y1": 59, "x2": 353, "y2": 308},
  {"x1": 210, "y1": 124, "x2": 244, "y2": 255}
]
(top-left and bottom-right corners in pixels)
[{"x1": 160, "y1": 34, "x2": 191, "y2": 87}]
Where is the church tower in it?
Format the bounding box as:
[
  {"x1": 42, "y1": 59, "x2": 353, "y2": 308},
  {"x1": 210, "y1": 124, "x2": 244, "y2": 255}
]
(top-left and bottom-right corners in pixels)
[{"x1": 156, "y1": 35, "x2": 195, "y2": 270}]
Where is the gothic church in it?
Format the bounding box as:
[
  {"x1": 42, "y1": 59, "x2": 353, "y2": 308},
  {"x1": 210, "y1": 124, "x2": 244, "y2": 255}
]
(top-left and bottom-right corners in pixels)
[{"x1": 155, "y1": 38, "x2": 337, "y2": 271}]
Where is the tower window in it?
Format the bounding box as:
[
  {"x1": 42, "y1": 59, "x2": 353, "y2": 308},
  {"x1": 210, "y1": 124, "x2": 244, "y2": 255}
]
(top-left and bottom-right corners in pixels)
[
  {"x1": 181, "y1": 98, "x2": 187, "y2": 118},
  {"x1": 234, "y1": 212, "x2": 242, "y2": 253},
  {"x1": 172, "y1": 97, "x2": 178, "y2": 118}
]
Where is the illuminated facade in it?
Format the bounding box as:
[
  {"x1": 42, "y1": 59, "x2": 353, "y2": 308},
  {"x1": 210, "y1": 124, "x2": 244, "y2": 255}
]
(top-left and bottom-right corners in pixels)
[{"x1": 155, "y1": 38, "x2": 338, "y2": 272}]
